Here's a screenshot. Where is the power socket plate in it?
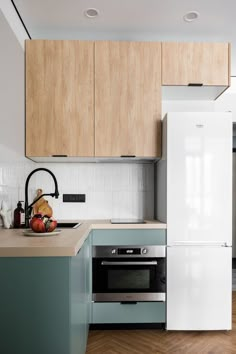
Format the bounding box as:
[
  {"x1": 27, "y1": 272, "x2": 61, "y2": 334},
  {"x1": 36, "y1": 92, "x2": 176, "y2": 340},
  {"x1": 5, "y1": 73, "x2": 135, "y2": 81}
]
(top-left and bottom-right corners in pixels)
[{"x1": 63, "y1": 194, "x2": 86, "y2": 203}]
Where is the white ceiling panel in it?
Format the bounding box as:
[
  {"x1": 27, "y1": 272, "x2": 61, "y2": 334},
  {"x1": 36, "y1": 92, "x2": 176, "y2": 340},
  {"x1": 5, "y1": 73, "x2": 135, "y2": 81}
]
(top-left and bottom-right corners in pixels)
[{"x1": 13, "y1": 0, "x2": 236, "y2": 75}]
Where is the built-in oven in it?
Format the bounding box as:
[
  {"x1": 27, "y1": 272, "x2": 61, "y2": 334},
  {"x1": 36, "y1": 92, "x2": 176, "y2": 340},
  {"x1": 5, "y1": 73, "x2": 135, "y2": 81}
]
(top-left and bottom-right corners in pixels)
[{"x1": 92, "y1": 245, "x2": 166, "y2": 302}]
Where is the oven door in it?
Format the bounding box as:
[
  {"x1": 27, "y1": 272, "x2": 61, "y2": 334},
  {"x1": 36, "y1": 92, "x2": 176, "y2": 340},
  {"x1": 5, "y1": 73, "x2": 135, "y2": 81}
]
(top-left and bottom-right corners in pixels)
[{"x1": 92, "y1": 257, "x2": 166, "y2": 302}]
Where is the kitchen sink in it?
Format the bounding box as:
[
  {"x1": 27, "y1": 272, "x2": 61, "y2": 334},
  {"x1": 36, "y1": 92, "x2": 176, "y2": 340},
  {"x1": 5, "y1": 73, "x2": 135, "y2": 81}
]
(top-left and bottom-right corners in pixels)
[{"x1": 56, "y1": 222, "x2": 81, "y2": 229}]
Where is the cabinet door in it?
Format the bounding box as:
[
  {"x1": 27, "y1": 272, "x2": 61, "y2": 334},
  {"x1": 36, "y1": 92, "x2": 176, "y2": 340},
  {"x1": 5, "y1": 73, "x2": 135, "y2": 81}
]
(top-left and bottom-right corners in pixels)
[
  {"x1": 95, "y1": 41, "x2": 162, "y2": 157},
  {"x1": 162, "y1": 42, "x2": 230, "y2": 86},
  {"x1": 26, "y1": 40, "x2": 94, "y2": 157}
]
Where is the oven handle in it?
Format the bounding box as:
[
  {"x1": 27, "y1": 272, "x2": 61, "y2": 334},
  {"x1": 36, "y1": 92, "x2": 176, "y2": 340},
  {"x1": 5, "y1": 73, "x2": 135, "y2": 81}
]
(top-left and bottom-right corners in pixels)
[{"x1": 101, "y1": 261, "x2": 158, "y2": 266}]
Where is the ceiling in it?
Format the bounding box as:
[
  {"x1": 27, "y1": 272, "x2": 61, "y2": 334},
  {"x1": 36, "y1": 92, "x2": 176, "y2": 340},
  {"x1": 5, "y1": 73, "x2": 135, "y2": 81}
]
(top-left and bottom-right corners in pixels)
[{"x1": 13, "y1": 0, "x2": 236, "y2": 75}]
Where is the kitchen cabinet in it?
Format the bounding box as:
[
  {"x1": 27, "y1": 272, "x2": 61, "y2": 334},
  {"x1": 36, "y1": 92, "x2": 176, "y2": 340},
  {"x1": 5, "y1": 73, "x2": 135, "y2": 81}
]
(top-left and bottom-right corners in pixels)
[
  {"x1": 71, "y1": 237, "x2": 90, "y2": 354},
  {"x1": 92, "y1": 302, "x2": 165, "y2": 324},
  {"x1": 92, "y1": 229, "x2": 166, "y2": 245},
  {"x1": 0, "y1": 236, "x2": 91, "y2": 354},
  {"x1": 162, "y1": 42, "x2": 230, "y2": 86},
  {"x1": 26, "y1": 40, "x2": 94, "y2": 158},
  {"x1": 162, "y1": 42, "x2": 230, "y2": 100},
  {"x1": 25, "y1": 40, "x2": 230, "y2": 160},
  {"x1": 95, "y1": 41, "x2": 162, "y2": 158},
  {"x1": 26, "y1": 40, "x2": 162, "y2": 160},
  {"x1": 91, "y1": 229, "x2": 166, "y2": 325}
]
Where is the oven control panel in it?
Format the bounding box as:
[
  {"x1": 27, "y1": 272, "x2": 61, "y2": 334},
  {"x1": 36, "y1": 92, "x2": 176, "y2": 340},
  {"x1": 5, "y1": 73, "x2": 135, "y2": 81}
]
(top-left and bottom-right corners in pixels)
[
  {"x1": 93, "y1": 245, "x2": 166, "y2": 258},
  {"x1": 118, "y1": 248, "x2": 141, "y2": 255}
]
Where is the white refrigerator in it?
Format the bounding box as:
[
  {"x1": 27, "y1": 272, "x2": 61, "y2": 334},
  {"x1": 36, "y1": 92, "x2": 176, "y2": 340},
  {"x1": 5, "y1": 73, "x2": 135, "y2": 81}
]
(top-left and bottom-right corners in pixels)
[{"x1": 157, "y1": 112, "x2": 232, "y2": 330}]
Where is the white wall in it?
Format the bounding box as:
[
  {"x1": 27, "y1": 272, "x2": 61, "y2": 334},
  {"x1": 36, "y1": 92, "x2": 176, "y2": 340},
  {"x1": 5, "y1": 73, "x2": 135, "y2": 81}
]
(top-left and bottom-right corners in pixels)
[
  {"x1": 0, "y1": 10, "x2": 25, "y2": 161},
  {"x1": 162, "y1": 100, "x2": 215, "y2": 117},
  {"x1": 214, "y1": 78, "x2": 236, "y2": 257},
  {"x1": 0, "y1": 10, "x2": 35, "y2": 226},
  {"x1": 214, "y1": 79, "x2": 236, "y2": 121},
  {"x1": 0, "y1": 1, "x2": 29, "y2": 49}
]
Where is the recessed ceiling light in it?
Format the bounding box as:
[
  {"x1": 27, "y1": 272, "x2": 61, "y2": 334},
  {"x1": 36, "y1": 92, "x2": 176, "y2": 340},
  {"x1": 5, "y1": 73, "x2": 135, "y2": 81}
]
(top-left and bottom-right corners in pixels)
[
  {"x1": 183, "y1": 11, "x2": 200, "y2": 22},
  {"x1": 84, "y1": 8, "x2": 99, "y2": 18}
]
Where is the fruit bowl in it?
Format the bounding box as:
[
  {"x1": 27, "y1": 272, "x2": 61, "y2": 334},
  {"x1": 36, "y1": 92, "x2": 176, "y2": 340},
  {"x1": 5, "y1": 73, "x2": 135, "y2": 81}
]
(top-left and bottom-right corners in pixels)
[{"x1": 23, "y1": 229, "x2": 61, "y2": 237}]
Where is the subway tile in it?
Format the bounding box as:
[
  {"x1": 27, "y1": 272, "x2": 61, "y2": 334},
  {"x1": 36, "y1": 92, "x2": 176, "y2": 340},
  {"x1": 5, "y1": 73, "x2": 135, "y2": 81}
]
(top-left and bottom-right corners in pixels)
[{"x1": 0, "y1": 161, "x2": 155, "y2": 221}]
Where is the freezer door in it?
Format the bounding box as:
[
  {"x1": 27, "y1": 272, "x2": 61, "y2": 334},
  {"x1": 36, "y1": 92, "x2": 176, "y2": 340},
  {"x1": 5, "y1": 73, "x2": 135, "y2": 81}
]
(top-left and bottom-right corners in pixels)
[
  {"x1": 167, "y1": 246, "x2": 232, "y2": 330},
  {"x1": 166, "y1": 112, "x2": 232, "y2": 245}
]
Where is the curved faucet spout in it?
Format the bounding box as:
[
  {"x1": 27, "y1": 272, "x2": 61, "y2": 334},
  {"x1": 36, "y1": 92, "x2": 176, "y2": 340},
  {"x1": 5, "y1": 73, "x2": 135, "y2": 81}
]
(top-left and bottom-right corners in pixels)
[{"x1": 24, "y1": 168, "x2": 59, "y2": 228}]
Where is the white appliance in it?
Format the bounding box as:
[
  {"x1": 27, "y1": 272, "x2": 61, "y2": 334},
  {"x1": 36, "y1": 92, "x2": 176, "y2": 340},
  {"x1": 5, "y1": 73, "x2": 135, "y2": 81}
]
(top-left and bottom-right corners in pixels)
[{"x1": 157, "y1": 112, "x2": 232, "y2": 330}]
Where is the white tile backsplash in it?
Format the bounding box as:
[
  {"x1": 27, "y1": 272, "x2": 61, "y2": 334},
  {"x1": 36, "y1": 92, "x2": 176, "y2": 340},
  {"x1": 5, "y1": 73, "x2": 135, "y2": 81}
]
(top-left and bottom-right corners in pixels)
[
  {"x1": 0, "y1": 161, "x2": 155, "y2": 222},
  {"x1": 0, "y1": 160, "x2": 36, "y2": 224},
  {"x1": 31, "y1": 162, "x2": 155, "y2": 220}
]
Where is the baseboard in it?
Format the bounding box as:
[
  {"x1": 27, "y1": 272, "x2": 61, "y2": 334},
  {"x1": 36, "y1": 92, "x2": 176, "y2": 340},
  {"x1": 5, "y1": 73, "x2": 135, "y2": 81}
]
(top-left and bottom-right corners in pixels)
[
  {"x1": 233, "y1": 258, "x2": 236, "y2": 269},
  {"x1": 89, "y1": 323, "x2": 165, "y2": 330}
]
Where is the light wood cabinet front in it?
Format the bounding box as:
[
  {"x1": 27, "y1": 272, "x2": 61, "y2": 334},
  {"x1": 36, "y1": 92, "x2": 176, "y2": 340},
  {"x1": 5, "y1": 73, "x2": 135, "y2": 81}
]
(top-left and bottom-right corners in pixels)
[
  {"x1": 162, "y1": 42, "x2": 230, "y2": 86},
  {"x1": 26, "y1": 40, "x2": 94, "y2": 157},
  {"x1": 95, "y1": 41, "x2": 162, "y2": 157}
]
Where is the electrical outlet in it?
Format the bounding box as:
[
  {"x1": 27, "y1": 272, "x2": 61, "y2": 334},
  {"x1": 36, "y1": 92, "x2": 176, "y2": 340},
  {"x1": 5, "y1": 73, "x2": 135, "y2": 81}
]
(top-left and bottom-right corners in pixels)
[{"x1": 63, "y1": 194, "x2": 86, "y2": 203}]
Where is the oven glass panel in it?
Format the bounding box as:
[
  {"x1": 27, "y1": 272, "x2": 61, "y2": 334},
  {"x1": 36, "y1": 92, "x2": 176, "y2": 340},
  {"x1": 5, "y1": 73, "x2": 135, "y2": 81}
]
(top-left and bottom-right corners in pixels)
[
  {"x1": 92, "y1": 257, "x2": 166, "y2": 293},
  {"x1": 108, "y1": 269, "x2": 150, "y2": 290}
]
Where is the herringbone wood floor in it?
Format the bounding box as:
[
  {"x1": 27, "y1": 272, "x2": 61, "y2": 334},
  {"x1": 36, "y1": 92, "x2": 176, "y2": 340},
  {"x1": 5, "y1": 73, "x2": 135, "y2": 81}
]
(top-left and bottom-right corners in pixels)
[{"x1": 86, "y1": 292, "x2": 236, "y2": 354}]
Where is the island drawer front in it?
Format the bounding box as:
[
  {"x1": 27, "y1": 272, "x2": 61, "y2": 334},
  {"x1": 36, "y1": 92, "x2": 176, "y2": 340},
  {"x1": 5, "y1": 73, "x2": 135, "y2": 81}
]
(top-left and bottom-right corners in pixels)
[
  {"x1": 92, "y1": 229, "x2": 166, "y2": 245},
  {"x1": 91, "y1": 302, "x2": 166, "y2": 324}
]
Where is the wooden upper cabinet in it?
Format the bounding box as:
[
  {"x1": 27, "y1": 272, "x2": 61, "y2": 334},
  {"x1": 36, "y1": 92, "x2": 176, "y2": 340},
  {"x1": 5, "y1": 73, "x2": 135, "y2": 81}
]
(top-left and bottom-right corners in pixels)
[
  {"x1": 26, "y1": 40, "x2": 94, "y2": 157},
  {"x1": 162, "y1": 42, "x2": 230, "y2": 86},
  {"x1": 95, "y1": 41, "x2": 162, "y2": 157}
]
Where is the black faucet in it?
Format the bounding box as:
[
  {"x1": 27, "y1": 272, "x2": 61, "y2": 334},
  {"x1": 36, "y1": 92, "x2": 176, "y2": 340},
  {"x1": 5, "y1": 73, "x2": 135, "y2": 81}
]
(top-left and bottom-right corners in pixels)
[{"x1": 24, "y1": 168, "x2": 59, "y2": 228}]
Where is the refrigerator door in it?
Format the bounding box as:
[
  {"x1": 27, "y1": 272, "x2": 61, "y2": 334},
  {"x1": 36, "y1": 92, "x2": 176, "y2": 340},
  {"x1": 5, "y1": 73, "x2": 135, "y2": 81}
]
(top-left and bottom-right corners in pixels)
[
  {"x1": 166, "y1": 112, "x2": 232, "y2": 245},
  {"x1": 167, "y1": 246, "x2": 232, "y2": 330}
]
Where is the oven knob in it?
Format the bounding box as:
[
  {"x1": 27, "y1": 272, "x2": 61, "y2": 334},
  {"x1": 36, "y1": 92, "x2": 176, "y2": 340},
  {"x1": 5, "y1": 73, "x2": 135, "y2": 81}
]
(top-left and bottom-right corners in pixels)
[
  {"x1": 142, "y1": 248, "x2": 148, "y2": 254},
  {"x1": 111, "y1": 249, "x2": 116, "y2": 254}
]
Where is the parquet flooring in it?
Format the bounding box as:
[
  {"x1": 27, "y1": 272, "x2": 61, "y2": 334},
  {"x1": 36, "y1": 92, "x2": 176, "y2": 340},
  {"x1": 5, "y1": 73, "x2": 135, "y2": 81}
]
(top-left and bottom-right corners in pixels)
[{"x1": 86, "y1": 292, "x2": 236, "y2": 354}]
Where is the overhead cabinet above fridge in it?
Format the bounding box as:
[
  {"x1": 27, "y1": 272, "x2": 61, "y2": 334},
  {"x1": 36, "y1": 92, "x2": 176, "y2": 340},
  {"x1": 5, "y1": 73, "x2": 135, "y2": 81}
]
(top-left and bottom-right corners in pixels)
[{"x1": 162, "y1": 42, "x2": 231, "y2": 100}]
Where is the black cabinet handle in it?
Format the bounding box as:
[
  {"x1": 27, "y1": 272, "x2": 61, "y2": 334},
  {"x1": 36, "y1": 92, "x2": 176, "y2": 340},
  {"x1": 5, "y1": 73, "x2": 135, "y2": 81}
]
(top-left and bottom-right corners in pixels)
[
  {"x1": 52, "y1": 155, "x2": 68, "y2": 157},
  {"x1": 120, "y1": 155, "x2": 136, "y2": 158},
  {"x1": 188, "y1": 83, "x2": 203, "y2": 87}
]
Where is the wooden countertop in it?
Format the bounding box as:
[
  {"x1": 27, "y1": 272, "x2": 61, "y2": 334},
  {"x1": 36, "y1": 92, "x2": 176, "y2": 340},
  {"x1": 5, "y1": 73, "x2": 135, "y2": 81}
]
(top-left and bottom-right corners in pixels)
[{"x1": 0, "y1": 220, "x2": 167, "y2": 257}]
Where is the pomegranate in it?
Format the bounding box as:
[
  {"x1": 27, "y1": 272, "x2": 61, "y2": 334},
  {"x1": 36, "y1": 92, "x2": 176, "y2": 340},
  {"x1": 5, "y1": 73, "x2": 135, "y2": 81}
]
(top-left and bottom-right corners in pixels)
[{"x1": 30, "y1": 214, "x2": 57, "y2": 233}]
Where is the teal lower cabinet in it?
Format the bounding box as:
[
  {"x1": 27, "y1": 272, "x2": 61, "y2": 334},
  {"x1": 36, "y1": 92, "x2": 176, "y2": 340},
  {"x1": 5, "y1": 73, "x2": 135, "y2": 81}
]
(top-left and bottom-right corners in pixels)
[
  {"x1": 91, "y1": 229, "x2": 166, "y2": 327},
  {"x1": 0, "y1": 237, "x2": 90, "y2": 354},
  {"x1": 92, "y1": 229, "x2": 166, "y2": 246},
  {"x1": 92, "y1": 302, "x2": 166, "y2": 324},
  {"x1": 71, "y1": 237, "x2": 90, "y2": 354}
]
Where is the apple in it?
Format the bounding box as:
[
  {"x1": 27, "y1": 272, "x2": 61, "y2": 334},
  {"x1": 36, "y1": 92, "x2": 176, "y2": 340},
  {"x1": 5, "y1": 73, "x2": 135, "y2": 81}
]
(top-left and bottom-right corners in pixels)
[{"x1": 30, "y1": 214, "x2": 57, "y2": 233}]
